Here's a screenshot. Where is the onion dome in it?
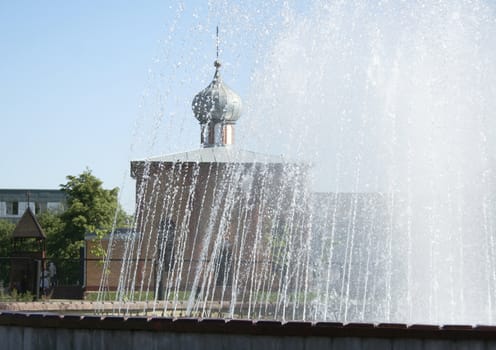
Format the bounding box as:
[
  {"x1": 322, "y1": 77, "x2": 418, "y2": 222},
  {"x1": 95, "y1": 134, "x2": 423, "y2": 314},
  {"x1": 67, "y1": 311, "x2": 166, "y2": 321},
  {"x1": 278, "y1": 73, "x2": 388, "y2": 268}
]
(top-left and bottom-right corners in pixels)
[{"x1": 192, "y1": 60, "x2": 242, "y2": 125}]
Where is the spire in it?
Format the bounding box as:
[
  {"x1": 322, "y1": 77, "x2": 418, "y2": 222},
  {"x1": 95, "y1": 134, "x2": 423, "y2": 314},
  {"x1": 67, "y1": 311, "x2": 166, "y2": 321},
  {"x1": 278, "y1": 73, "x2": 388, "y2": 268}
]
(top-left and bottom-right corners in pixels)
[
  {"x1": 192, "y1": 28, "x2": 242, "y2": 148},
  {"x1": 213, "y1": 26, "x2": 222, "y2": 83},
  {"x1": 216, "y1": 25, "x2": 220, "y2": 61}
]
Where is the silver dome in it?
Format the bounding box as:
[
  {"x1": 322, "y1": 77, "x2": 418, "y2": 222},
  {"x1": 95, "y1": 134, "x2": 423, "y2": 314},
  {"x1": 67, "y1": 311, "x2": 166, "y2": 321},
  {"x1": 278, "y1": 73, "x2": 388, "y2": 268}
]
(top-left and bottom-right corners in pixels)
[{"x1": 192, "y1": 61, "x2": 242, "y2": 124}]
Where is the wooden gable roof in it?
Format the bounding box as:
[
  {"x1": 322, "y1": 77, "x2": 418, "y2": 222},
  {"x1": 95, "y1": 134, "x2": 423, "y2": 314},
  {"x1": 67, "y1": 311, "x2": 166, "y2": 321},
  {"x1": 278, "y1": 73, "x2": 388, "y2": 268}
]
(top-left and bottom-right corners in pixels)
[{"x1": 12, "y1": 207, "x2": 46, "y2": 239}]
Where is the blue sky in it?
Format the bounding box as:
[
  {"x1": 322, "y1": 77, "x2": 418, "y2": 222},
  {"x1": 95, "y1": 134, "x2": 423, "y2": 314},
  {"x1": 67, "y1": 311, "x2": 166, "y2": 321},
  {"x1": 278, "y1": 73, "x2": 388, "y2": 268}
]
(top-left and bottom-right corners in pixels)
[
  {"x1": 2, "y1": 1, "x2": 495, "y2": 213},
  {"x1": 0, "y1": 1, "x2": 296, "y2": 213},
  {"x1": 0, "y1": 2, "x2": 216, "y2": 212}
]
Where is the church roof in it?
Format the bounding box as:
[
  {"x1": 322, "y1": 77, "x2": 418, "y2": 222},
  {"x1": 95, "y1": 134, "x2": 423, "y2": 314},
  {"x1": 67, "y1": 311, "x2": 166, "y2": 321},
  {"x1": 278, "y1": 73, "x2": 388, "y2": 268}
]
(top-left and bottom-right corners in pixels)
[
  {"x1": 12, "y1": 207, "x2": 46, "y2": 239},
  {"x1": 192, "y1": 60, "x2": 242, "y2": 125},
  {"x1": 137, "y1": 147, "x2": 286, "y2": 164}
]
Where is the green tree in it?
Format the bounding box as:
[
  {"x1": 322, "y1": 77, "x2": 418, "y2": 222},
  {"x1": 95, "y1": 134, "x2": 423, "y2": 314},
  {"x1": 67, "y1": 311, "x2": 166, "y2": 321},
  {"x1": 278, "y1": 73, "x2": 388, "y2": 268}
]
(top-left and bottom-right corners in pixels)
[
  {"x1": 0, "y1": 220, "x2": 15, "y2": 257},
  {"x1": 0, "y1": 220, "x2": 15, "y2": 286},
  {"x1": 56, "y1": 169, "x2": 130, "y2": 259},
  {"x1": 41, "y1": 169, "x2": 131, "y2": 284},
  {"x1": 37, "y1": 211, "x2": 66, "y2": 258}
]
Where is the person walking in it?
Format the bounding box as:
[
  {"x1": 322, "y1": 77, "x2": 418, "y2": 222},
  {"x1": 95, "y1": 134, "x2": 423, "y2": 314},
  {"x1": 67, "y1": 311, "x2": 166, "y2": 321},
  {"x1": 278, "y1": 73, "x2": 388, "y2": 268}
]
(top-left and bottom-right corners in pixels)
[{"x1": 48, "y1": 261, "x2": 57, "y2": 287}]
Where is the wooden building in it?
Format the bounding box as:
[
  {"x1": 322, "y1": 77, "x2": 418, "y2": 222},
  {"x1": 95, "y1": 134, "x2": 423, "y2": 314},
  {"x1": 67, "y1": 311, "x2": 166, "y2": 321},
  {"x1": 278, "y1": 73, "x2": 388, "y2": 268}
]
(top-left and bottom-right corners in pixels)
[
  {"x1": 85, "y1": 60, "x2": 308, "y2": 298},
  {"x1": 9, "y1": 207, "x2": 46, "y2": 298}
]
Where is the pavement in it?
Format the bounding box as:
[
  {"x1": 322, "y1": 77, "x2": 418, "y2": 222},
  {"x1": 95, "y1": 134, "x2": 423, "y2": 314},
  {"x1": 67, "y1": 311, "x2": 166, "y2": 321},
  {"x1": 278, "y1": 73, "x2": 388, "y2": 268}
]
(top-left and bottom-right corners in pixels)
[{"x1": 0, "y1": 300, "x2": 170, "y2": 313}]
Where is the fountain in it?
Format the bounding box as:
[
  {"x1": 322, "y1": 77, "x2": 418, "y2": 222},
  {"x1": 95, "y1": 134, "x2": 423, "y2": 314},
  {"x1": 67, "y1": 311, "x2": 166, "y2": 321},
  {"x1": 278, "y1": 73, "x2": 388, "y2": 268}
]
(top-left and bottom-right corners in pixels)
[
  {"x1": 2, "y1": 1, "x2": 496, "y2": 348},
  {"x1": 90, "y1": 0, "x2": 496, "y2": 327}
]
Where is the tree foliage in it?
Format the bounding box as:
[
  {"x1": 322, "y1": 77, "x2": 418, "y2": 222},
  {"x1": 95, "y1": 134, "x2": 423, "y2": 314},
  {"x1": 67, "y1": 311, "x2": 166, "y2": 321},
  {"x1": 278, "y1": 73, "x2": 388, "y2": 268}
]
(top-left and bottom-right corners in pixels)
[
  {"x1": 0, "y1": 169, "x2": 131, "y2": 286},
  {"x1": 48, "y1": 169, "x2": 130, "y2": 259},
  {"x1": 0, "y1": 220, "x2": 15, "y2": 257},
  {"x1": 0, "y1": 220, "x2": 15, "y2": 286},
  {"x1": 37, "y1": 211, "x2": 66, "y2": 258}
]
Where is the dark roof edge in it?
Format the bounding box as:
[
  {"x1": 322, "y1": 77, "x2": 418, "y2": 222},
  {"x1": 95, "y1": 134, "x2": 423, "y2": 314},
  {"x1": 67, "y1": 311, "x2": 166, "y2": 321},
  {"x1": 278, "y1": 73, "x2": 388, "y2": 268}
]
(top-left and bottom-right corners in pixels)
[
  {"x1": 12, "y1": 207, "x2": 46, "y2": 239},
  {"x1": 0, "y1": 312, "x2": 495, "y2": 340}
]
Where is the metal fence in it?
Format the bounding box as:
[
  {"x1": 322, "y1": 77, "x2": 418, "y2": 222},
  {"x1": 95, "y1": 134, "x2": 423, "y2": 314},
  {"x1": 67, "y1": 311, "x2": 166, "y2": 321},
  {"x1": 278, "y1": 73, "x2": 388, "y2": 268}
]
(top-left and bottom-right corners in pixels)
[{"x1": 0, "y1": 256, "x2": 84, "y2": 298}]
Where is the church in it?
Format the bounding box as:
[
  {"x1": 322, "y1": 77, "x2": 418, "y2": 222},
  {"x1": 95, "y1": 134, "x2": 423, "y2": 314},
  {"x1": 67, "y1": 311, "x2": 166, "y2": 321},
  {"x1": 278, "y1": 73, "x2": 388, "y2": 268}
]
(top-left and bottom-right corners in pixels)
[
  {"x1": 86, "y1": 58, "x2": 309, "y2": 301},
  {"x1": 84, "y1": 56, "x2": 392, "y2": 323}
]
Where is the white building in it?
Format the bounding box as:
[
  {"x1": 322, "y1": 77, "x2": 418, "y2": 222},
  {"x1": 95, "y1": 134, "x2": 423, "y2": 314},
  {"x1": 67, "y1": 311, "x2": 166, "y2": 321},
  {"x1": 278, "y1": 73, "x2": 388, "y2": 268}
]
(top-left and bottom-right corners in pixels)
[{"x1": 0, "y1": 189, "x2": 66, "y2": 223}]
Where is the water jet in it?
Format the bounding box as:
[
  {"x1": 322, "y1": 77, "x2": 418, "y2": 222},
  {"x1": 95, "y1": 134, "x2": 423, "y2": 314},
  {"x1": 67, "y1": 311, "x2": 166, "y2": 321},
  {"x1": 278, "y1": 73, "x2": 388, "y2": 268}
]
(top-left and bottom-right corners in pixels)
[{"x1": 2, "y1": 1, "x2": 496, "y2": 348}]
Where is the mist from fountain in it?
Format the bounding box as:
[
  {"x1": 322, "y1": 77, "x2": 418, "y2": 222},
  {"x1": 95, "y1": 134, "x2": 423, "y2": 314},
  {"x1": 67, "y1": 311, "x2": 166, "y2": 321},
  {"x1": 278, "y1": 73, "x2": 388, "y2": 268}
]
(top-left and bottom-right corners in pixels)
[{"x1": 98, "y1": 0, "x2": 496, "y2": 325}]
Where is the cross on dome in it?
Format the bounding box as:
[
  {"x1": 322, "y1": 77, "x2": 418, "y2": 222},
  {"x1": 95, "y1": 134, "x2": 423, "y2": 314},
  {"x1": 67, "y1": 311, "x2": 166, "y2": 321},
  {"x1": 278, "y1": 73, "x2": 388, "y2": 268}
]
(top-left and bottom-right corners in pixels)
[{"x1": 191, "y1": 29, "x2": 242, "y2": 147}]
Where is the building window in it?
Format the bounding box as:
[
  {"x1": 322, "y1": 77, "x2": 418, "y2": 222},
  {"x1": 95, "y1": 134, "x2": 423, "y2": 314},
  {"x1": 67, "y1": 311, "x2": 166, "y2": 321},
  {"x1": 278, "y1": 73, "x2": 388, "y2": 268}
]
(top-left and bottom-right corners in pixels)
[
  {"x1": 6, "y1": 201, "x2": 19, "y2": 216},
  {"x1": 35, "y1": 202, "x2": 41, "y2": 214},
  {"x1": 47, "y1": 202, "x2": 63, "y2": 213},
  {"x1": 214, "y1": 123, "x2": 222, "y2": 145}
]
